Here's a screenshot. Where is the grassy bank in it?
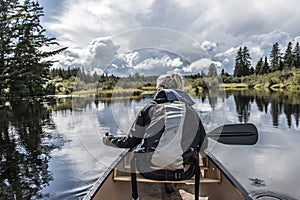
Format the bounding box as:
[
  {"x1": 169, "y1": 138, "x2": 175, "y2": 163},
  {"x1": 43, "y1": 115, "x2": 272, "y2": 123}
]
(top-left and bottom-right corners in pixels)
[
  {"x1": 95, "y1": 88, "x2": 143, "y2": 98},
  {"x1": 251, "y1": 68, "x2": 300, "y2": 91},
  {"x1": 213, "y1": 68, "x2": 300, "y2": 91},
  {"x1": 51, "y1": 68, "x2": 300, "y2": 97},
  {"x1": 220, "y1": 83, "x2": 249, "y2": 90}
]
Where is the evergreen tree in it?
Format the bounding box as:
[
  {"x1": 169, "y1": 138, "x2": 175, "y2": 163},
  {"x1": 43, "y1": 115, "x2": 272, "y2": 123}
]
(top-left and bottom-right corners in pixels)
[
  {"x1": 283, "y1": 42, "x2": 293, "y2": 69},
  {"x1": 207, "y1": 63, "x2": 217, "y2": 77},
  {"x1": 221, "y1": 69, "x2": 225, "y2": 76},
  {"x1": 249, "y1": 66, "x2": 255, "y2": 75},
  {"x1": 0, "y1": 0, "x2": 66, "y2": 98},
  {"x1": 261, "y1": 56, "x2": 270, "y2": 74},
  {"x1": 0, "y1": 0, "x2": 18, "y2": 96},
  {"x1": 270, "y1": 42, "x2": 282, "y2": 72},
  {"x1": 255, "y1": 57, "x2": 263, "y2": 75},
  {"x1": 234, "y1": 47, "x2": 243, "y2": 77},
  {"x1": 293, "y1": 42, "x2": 300, "y2": 68},
  {"x1": 242, "y1": 46, "x2": 251, "y2": 73},
  {"x1": 234, "y1": 46, "x2": 251, "y2": 77},
  {"x1": 92, "y1": 71, "x2": 99, "y2": 82},
  {"x1": 200, "y1": 70, "x2": 206, "y2": 77}
]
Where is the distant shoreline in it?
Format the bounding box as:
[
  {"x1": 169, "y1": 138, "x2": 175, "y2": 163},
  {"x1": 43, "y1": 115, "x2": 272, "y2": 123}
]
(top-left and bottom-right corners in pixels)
[{"x1": 220, "y1": 83, "x2": 300, "y2": 91}]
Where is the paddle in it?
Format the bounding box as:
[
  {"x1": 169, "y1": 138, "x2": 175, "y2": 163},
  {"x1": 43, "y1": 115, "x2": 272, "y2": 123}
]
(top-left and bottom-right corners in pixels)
[{"x1": 207, "y1": 123, "x2": 258, "y2": 145}]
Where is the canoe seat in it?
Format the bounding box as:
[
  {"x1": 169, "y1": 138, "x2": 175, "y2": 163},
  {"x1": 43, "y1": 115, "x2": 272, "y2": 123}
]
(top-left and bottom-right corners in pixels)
[{"x1": 113, "y1": 154, "x2": 221, "y2": 184}]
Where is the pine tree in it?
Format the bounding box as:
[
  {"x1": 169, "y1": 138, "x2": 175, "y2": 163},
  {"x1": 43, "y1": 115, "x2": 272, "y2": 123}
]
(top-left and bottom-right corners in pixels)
[
  {"x1": 242, "y1": 46, "x2": 251, "y2": 74},
  {"x1": 207, "y1": 63, "x2": 217, "y2": 77},
  {"x1": 249, "y1": 66, "x2": 255, "y2": 75},
  {"x1": 283, "y1": 42, "x2": 293, "y2": 69},
  {"x1": 269, "y1": 42, "x2": 282, "y2": 72},
  {"x1": 0, "y1": 0, "x2": 66, "y2": 98},
  {"x1": 293, "y1": 42, "x2": 300, "y2": 68},
  {"x1": 234, "y1": 47, "x2": 243, "y2": 77},
  {"x1": 0, "y1": 0, "x2": 18, "y2": 96},
  {"x1": 261, "y1": 56, "x2": 270, "y2": 74},
  {"x1": 255, "y1": 57, "x2": 263, "y2": 75},
  {"x1": 221, "y1": 69, "x2": 225, "y2": 76},
  {"x1": 200, "y1": 70, "x2": 206, "y2": 77},
  {"x1": 234, "y1": 46, "x2": 251, "y2": 77}
]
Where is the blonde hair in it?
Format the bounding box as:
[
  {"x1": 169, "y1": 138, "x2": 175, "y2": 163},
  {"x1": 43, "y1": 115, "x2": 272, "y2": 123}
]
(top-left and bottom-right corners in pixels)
[{"x1": 156, "y1": 73, "x2": 184, "y2": 90}]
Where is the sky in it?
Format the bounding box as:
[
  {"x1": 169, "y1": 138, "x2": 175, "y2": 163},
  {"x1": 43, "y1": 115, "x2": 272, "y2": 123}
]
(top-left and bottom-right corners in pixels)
[{"x1": 38, "y1": 0, "x2": 300, "y2": 75}]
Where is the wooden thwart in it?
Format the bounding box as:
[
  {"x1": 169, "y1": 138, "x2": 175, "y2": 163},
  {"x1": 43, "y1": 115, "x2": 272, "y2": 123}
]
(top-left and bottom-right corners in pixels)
[
  {"x1": 113, "y1": 174, "x2": 221, "y2": 184},
  {"x1": 113, "y1": 155, "x2": 221, "y2": 184}
]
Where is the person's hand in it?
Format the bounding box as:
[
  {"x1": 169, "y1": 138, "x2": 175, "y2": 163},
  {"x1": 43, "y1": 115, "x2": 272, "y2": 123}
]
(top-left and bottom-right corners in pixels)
[
  {"x1": 102, "y1": 135, "x2": 108, "y2": 144},
  {"x1": 102, "y1": 132, "x2": 111, "y2": 145}
]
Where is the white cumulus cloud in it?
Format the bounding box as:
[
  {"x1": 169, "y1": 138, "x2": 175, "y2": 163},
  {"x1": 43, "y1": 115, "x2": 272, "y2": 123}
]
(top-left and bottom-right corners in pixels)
[
  {"x1": 83, "y1": 37, "x2": 120, "y2": 70},
  {"x1": 39, "y1": 0, "x2": 300, "y2": 75}
]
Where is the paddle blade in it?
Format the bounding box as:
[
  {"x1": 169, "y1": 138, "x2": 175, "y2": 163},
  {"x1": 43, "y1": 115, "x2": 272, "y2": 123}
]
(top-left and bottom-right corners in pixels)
[{"x1": 207, "y1": 123, "x2": 258, "y2": 145}]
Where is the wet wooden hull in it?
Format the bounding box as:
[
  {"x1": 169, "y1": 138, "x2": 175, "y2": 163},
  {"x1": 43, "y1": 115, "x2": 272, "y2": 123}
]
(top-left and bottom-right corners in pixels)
[{"x1": 84, "y1": 151, "x2": 250, "y2": 200}]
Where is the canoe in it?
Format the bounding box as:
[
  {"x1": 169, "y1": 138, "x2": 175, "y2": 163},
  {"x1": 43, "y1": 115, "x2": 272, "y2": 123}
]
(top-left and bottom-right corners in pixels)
[{"x1": 83, "y1": 150, "x2": 251, "y2": 200}]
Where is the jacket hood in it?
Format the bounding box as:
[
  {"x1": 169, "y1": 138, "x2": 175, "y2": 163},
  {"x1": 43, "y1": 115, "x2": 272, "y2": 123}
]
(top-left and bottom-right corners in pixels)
[{"x1": 154, "y1": 89, "x2": 195, "y2": 106}]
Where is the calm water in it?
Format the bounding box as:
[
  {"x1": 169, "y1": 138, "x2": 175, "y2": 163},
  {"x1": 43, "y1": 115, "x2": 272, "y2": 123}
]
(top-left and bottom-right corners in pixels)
[{"x1": 0, "y1": 89, "x2": 299, "y2": 199}]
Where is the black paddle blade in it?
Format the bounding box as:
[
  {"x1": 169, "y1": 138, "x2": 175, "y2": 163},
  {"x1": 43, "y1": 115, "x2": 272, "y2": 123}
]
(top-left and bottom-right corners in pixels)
[{"x1": 207, "y1": 123, "x2": 258, "y2": 145}]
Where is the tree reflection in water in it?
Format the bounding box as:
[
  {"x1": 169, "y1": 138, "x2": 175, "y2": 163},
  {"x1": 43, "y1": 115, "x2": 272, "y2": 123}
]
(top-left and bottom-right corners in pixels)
[
  {"x1": 0, "y1": 90, "x2": 299, "y2": 199},
  {"x1": 0, "y1": 99, "x2": 64, "y2": 199},
  {"x1": 198, "y1": 89, "x2": 300, "y2": 128}
]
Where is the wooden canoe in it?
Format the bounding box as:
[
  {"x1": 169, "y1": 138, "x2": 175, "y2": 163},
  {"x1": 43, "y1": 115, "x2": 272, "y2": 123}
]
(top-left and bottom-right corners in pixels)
[{"x1": 83, "y1": 150, "x2": 251, "y2": 200}]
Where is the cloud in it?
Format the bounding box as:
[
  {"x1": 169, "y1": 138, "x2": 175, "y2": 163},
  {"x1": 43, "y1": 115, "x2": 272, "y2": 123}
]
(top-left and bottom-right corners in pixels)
[
  {"x1": 53, "y1": 30, "x2": 299, "y2": 77},
  {"x1": 83, "y1": 37, "x2": 120, "y2": 70},
  {"x1": 294, "y1": 36, "x2": 300, "y2": 43},
  {"x1": 120, "y1": 52, "x2": 140, "y2": 68},
  {"x1": 243, "y1": 30, "x2": 293, "y2": 68},
  {"x1": 105, "y1": 49, "x2": 190, "y2": 76},
  {"x1": 40, "y1": 0, "x2": 300, "y2": 48},
  {"x1": 182, "y1": 58, "x2": 212, "y2": 73},
  {"x1": 135, "y1": 0, "x2": 200, "y2": 31},
  {"x1": 51, "y1": 48, "x2": 82, "y2": 69},
  {"x1": 186, "y1": 0, "x2": 300, "y2": 44},
  {"x1": 40, "y1": 0, "x2": 153, "y2": 48},
  {"x1": 201, "y1": 41, "x2": 217, "y2": 52},
  {"x1": 214, "y1": 47, "x2": 239, "y2": 74},
  {"x1": 40, "y1": 0, "x2": 300, "y2": 75},
  {"x1": 133, "y1": 55, "x2": 183, "y2": 72},
  {"x1": 52, "y1": 37, "x2": 120, "y2": 72},
  {"x1": 214, "y1": 30, "x2": 297, "y2": 74}
]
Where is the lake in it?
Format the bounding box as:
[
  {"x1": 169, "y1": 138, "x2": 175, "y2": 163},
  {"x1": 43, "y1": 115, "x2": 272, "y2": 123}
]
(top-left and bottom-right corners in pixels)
[{"x1": 0, "y1": 89, "x2": 299, "y2": 199}]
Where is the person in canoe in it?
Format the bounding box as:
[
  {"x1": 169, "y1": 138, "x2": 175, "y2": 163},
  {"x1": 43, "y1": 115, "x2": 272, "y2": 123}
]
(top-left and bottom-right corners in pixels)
[{"x1": 102, "y1": 73, "x2": 207, "y2": 194}]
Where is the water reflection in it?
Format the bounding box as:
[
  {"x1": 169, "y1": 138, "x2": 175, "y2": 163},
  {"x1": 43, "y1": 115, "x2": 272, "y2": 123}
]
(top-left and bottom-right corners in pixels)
[
  {"x1": 204, "y1": 90, "x2": 300, "y2": 199},
  {"x1": 0, "y1": 99, "x2": 62, "y2": 199},
  {"x1": 198, "y1": 89, "x2": 300, "y2": 128},
  {"x1": 0, "y1": 89, "x2": 299, "y2": 199}
]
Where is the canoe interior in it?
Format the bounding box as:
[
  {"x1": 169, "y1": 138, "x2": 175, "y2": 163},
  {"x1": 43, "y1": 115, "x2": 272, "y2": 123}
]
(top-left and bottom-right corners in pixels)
[{"x1": 85, "y1": 152, "x2": 248, "y2": 200}]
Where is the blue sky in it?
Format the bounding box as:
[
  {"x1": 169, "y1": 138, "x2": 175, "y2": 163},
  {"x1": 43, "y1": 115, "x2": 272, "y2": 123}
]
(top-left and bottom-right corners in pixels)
[{"x1": 37, "y1": 0, "x2": 300, "y2": 75}]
